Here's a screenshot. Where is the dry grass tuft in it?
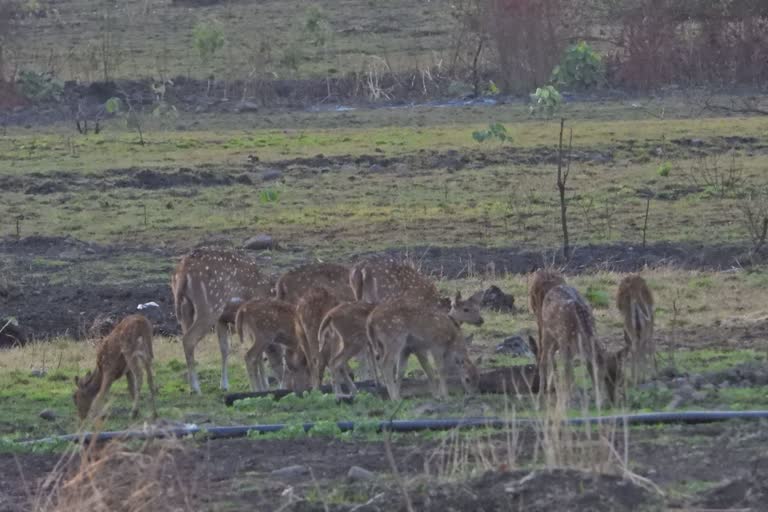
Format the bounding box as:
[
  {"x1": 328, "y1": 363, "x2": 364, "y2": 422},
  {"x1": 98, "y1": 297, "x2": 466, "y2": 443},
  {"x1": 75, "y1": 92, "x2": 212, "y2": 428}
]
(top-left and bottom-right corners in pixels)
[{"x1": 31, "y1": 435, "x2": 196, "y2": 512}]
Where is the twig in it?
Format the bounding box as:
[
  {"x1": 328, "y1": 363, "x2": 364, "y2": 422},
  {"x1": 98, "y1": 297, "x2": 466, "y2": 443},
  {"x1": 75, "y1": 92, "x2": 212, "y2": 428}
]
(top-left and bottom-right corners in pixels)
[{"x1": 383, "y1": 402, "x2": 414, "y2": 512}]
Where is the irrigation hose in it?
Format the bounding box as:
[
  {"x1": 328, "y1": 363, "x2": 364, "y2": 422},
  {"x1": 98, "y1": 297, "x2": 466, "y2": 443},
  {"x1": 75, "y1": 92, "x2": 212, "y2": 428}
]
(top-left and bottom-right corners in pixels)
[{"x1": 20, "y1": 410, "x2": 768, "y2": 445}]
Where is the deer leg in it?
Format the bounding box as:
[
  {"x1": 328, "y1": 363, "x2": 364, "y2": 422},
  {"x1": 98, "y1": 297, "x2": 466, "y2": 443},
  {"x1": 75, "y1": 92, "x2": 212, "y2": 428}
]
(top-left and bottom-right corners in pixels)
[
  {"x1": 380, "y1": 338, "x2": 403, "y2": 401},
  {"x1": 414, "y1": 349, "x2": 441, "y2": 396},
  {"x1": 181, "y1": 316, "x2": 214, "y2": 394},
  {"x1": 430, "y1": 348, "x2": 449, "y2": 400},
  {"x1": 245, "y1": 340, "x2": 268, "y2": 392},
  {"x1": 143, "y1": 356, "x2": 158, "y2": 420},
  {"x1": 128, "y1": 361, "x2": 144, "y2": 419},
  {"x1": 87, "y1": 378, "x2": 114, "y2": 423},
  {"x1": 215, "y1": 321, "x2": 230, "y2": 391}
]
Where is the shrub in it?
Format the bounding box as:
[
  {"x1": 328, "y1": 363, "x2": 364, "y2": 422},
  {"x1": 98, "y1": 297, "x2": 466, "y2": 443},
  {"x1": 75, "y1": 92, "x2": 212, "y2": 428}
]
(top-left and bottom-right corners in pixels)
[
  {"x1": 472, "y1": 122, "x2": 510, "y2": 144},
  {"x1": 15, "y1": 70, "x2": 63, "y2": 101},
  {"x1": 529, "y1": 85, "x2": 562, "y2": 118},
  {"x1": 192, "y1": 20, "x2": 225, "y2": 67},
  {"x1": 551, "y1": 41, "x2": 604, "y2": 89}
]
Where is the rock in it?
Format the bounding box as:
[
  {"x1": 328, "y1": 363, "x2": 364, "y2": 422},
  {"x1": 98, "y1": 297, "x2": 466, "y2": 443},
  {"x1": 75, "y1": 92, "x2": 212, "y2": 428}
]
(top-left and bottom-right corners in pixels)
[
  {"x1": 368, "y1": 164, "x2": 384, "y2": 173},
  {"x1": 481, "y1": 285, "x2": 516, "y2": 313},
  {"x1": 270, "y1": 465, "x2": 310, "y2": 480},
  {"x1": 30, "y1": 368, "x2": 47, "y2": 378},
  {"x1": 39, "y1": 409, "x2": 57, "y2": 421},
  {"x1": 691, "y1": 391, "x2": 708, "y2": 402},
  {"x1": 347, "y1": 466, "x2": 376, "y2": 482},
  {"x1": 244, "y1": 234, "x2": 275, "y2": 251},
  {"x1": 494, "y1": 336, "x2": 533, "y2": 357},
  {"x1": 183, "y1": 413, "x2": 212, "y2": 424},
  {"x1": 235, "y1": 101, "x2": 259, "y2": 113},
  {"x1": 261, "y1": 169, "x2": 283, "y2": 181}
]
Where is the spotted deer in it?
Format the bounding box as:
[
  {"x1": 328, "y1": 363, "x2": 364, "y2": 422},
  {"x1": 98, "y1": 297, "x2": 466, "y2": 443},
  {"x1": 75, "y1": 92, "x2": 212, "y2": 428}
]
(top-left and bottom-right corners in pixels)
[
  {"x1": 366, "y1": 290, "x2": 484, "y2": 400},
  {"x1": 172, "y1": 249, "x2": 273, "y2": 394},
  {"x1": 350, "y1": 258, "x2": 441, "y2": 305},
  {"x1": 534, "y1": 284, "x2": 627, "y2": 406},
  {"x1": 317, "y1": 301, "x2": 377, "y2": 396},
  {"x1": 528, "y1": 268, "x2": 567, "y2": 351},
  {"x1": 294, "y1": 286, "x2": 342, "y2": 388},
  {"x1": 275, "y1": 262, "x2": 355, "y2": 304},
  {"x1": 235, "y1": 298, "x2": 310, "y2": 392},
  {"x1": 73, "y1": 314, "x2": 157, "y2": 422},
  {"x1": 617, "y1": 275, "x2": 655, "y2": 381}
]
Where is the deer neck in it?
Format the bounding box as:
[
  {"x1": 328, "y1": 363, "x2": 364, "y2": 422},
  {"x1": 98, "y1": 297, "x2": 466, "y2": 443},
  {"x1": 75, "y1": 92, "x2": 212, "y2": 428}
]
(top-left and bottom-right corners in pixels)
[{"x1": 447, "y1": 313, "x2": 462, "y2": 329}]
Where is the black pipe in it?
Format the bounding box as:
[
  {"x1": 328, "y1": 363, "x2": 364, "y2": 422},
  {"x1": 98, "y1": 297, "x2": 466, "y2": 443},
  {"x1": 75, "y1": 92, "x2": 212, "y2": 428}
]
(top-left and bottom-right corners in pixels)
[{"x1": 19, "y1": 410, "x2": 768, "y2": 445}]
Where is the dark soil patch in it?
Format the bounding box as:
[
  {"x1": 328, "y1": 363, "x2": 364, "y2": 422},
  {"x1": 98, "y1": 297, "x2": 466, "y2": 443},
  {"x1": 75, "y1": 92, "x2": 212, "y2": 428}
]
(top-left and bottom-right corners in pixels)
[
  {"x1": 6, "y1": 422, "x2": 768, "y2": 511},
  {"x1": 367, "y1": 241, "x2": 750, "y2": 277},
  {"x1": 109, "y1": 167, "x2": 252, "y2": 189}
]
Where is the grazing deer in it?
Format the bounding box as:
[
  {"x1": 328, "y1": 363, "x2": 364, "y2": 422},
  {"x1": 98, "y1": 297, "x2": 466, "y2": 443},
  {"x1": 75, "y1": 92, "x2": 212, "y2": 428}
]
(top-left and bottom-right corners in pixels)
[
  {"x1": 617, "y1": 275, "x2": 655, "y2": 381},
  {"x1": 73, "y1": 314, "x2": 157, "y2": 422},
  {"x1": 235, "y1": 298, "x2": 310, "y2": 392},
  {"x1": 172, "y1": 249, "x2": 273, "y2": 394},
  {"x1": 367, "y1": 290, "x2": 484, "y2": 400},
  {"x1": 534, "y1": 285, "x2": 627, "y2": 406},
  {"x1": 318, "y1": 301, "x2": 377, "y2": 397},
  {"x1": 528, "y1": 268, "x2": 567, "y2": 351},
  {"x1": 275, "y1": 262, "x2": 355, "y2": 304},
  {"x1": 350, "y1": 258, "x2": 441, "y2": 305},
  {"x1": 294, "y1": 286, "x2": 341, "y2": 388}
]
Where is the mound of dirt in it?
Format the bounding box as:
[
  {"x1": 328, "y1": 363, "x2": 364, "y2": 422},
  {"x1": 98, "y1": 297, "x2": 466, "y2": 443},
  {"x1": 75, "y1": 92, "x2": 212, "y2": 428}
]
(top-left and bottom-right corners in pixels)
[
  {"x1": 379, "y1": 469, "x2": 663, "y2": 512},
  {"x1": 110, "y1": 168, "x2": 246, "y2": 190},
  {"x1": 0, "y1": 235, "x2": 108, "y2": 258}
]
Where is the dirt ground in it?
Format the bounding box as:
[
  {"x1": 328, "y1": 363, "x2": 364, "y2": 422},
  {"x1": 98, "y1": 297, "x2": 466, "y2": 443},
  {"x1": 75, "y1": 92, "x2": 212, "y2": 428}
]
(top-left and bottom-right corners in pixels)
[{"x1": 2, "y1": 422, "x2": 767, "y2": 511}]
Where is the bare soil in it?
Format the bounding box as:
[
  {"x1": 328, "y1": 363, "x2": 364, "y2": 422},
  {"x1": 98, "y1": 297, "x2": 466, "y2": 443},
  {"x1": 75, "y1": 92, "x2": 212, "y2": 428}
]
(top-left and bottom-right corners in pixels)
[{"x1": 2, "y1": 422, "x2": 767, "y2": 511}]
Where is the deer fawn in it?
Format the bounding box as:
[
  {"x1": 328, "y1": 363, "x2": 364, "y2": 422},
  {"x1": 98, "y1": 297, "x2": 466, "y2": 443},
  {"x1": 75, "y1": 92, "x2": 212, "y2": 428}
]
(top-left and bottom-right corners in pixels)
[
  {"x1": 318, "y1": 301, "x2": 377, "y2": 397},
  {"x1": 294, "y1": 286, "x2": 341, "y2": 388},
  {"x1": 534, "y1": 285, "x2": 627, "y2": 406},
  {"x1": 73, "y1": 314, "x2": 157, "y2": 422},
  {"x1": 172, "y1": 249, "x2": 273, "y2": 394},
  {"x1": 350, "y1": 258, "x2": 441, "y2": 305},
  {"x1": 275, "y1": 262, "x2": 355, "y2": 304},
  {"x1": 617, "y1": 275, "x2": 655, "y2": 381},
  {"x1": 235, "y1": 298, "x2": 310, "y2": 392},
  {"x1": 528, "y1": 268, "x2": 566, "y2": 351},
  {"x1": 366, "y1": 290, "x2": 484, "y2": 400}
]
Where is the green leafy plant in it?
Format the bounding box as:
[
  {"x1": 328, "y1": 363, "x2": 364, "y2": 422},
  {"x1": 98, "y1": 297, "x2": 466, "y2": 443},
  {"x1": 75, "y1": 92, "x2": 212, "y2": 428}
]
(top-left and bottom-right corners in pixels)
[
  {"x1": 585, "y1": 285, "x2": 610, "y2": 308},
  {"x1": 551, "y1": 41, "x2": 604, "y2": 90},
  {"x1": 105, "y1": 96, "x2": 144, "y2": 145},
  {"x1": 304, "y1": 6, "x2": 331, "y2": 48},
  {"x1": 485, "y1": 80, "x2": 499, "y2": 96},
  {"x1": 529, "y1": 85, "x2": 562, "y2": 118},
  {"x1": 472, "y1": 122, "x2": 510, "y2": 144},
  {"x1": 193, "y1": 21, "x2": 225, "y2": 67},
  {"x1": 16, "y1": 70, "x2": 63, "y2": 101},
  {"x1": 657, "y1": 161, "x2": 672, "y2": 177},
  {"x1": 259, "y1": 188, "x2": 281, "y2": 203}
]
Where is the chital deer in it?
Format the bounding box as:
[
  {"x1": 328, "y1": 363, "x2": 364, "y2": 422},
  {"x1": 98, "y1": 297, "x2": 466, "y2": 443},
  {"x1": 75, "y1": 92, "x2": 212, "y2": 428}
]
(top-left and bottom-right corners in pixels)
[
  {"x1": 617, "y1": 275, "x2": 655, "y2": 381},
  {"x1": 294, "y1": 286, "x2": 341, "y2": 388},
  {"x1": 350, "y1": 258, "x2": 441, "y2": 305},
  {"x1": 528, "y1": 268, "x2": 566, "y2": 351},
  {"x1": 235, "y1": 298, "x2": 310, "y2": 392},
  {"x1": 275, "y1": 262, "x2": 355, "y2": 304},
  {"x1": 172, "y1": 249, "x2": 273, "y2": 394},
  {"x1": 73, "y1": 314, "x2": 157, "y2": 422},
  {"x1": 366, "y1": 290, "x2": 484, "y2": 400},
  {"x1": 318, "y1": 301, "x2": 377, "y2": 396},
  {"x1": 534, "y1": 285, "x2": 627, "y2": 406}
]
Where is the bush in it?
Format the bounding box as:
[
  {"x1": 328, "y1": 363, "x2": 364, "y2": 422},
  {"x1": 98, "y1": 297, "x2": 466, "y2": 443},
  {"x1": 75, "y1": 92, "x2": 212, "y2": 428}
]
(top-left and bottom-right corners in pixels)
[
  {"x1": 15, "y1": 70, "x2": 63, "y2": 101},
  {"x1": 529, "y1": 85, "x2": 562, "y2": 118},
  {"x1": 192, "y1": 21, "x2": 225, "y2": 67},
  {"x1": 552, "y1": 41, "x2": 604, "y2": 89}
]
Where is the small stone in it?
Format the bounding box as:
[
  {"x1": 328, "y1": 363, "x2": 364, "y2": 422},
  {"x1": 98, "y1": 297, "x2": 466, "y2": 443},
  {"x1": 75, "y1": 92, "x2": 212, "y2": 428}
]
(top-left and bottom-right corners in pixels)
[
  {"x1": 235, "y1": 101, "x2": 259, "y2": 113},
  {"x1": 30, "y1": 368, "x2": 47, "y2": 378},
  {"x1": 244, "y1": 234, "x2": 275, "y2": 250},
  {"x1": 183, "y1": 413, "x2": 211, "y2": 424},
  {"x1": 39, "y1": 409, "x2": 57, "y2": 421},
  {"x1": 368, "y1": 164, "x2": 384, "y2": 173},
  {"x1": 270, "y1": 465, "x2": 310, "y2": 480},
  {"x1": 495, "y1": 336, "x2": 532, "y2": 357},
  {"x1": 347, "y1": 466, "x2": 375, "y2": 482}
]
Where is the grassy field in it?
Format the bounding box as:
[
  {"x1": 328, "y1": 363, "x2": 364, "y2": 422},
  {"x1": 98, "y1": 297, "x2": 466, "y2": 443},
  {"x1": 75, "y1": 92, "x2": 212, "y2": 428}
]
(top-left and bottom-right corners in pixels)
[{"x1": 10, "y1": 0, "x2": 456, "y2": 82}]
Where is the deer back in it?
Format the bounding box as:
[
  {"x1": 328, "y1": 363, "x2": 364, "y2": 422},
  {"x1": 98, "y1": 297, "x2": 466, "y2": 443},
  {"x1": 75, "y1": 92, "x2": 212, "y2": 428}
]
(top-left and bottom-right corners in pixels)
[
  {"x1": 350, "y1": 258, "x2": 440, "y2": 305},
  {"x1": 276, "y1": 263, "x2": 354, "y2": 304}
]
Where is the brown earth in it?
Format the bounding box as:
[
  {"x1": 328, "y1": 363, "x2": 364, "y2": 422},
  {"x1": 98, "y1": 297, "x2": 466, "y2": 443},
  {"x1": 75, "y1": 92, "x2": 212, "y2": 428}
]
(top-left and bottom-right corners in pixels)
[{"x1": 2, "y1": 422, "x2": 767, "y2": 511}]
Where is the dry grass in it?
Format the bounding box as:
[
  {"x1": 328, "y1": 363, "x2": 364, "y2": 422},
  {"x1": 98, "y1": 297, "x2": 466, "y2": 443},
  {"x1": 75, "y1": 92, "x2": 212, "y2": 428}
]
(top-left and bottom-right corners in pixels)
[{"x1": 30, "y1": 435, "x2": 196, "y2": 512}]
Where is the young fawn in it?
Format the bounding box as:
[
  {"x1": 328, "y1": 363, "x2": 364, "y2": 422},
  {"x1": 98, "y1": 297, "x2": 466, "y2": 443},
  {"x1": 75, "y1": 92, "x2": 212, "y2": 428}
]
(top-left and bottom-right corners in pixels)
[
  {"x1": 366, "y1": 290, "x2": 484, "y2": 400},
  {"x1": 275, "y1": 262, "x2": 355, "y2": 304},
  {"x1": 172, "y1": 249, "x2": 273, "y2": 394},
  {"x1": 534, "y1": 284, "x2": 627, "y2": 406},
  {"x1": 294, "y1": 286, "x2": 341, "y2": 388},
  {"x1": 317, "y1": 301, "x2": 377, "y2": 397},
  {"x1": 528, "y1": 268, "x2": 566, "y2": 350},
  {"x1": 235, "y1": 298, "x2": 310, "y2": 392},
  {"x1": 73, "y1": 314, "x2": 157, "y2": 422},
  {"x1": 617, "y1": 275, "x2": 655, "y2": 381}
]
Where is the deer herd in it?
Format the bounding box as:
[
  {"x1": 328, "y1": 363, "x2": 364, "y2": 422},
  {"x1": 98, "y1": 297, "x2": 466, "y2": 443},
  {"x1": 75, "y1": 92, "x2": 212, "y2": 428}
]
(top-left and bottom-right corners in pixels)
[{"x1": 72, "y1": 248, "x2": 656, "y2": 422}]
